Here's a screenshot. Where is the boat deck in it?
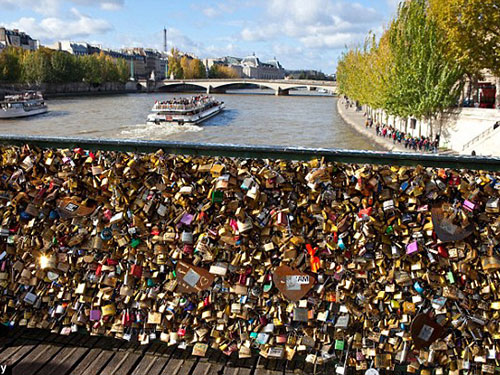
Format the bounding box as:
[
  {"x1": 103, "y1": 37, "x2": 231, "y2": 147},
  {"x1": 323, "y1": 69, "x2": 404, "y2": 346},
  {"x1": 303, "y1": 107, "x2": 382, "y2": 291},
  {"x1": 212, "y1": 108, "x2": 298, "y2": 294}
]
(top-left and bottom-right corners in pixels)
[{"x1": 0, "y1": 327, "x2": 342, "y2": 375}]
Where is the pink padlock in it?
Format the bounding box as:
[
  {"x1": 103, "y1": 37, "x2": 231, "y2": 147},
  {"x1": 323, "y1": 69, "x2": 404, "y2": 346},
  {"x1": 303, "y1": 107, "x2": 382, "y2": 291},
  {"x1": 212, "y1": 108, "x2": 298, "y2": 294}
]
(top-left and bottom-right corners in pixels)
[{"x1": 406, "y1": 241, "x2": 419, "y2": 255}]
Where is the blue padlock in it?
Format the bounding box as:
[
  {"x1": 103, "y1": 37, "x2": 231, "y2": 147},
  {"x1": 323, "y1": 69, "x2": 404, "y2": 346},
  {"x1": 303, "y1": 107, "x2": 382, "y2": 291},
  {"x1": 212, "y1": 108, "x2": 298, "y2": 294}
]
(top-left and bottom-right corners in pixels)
[
  {"x1": 100, "y1": 228, "x2": 113, "y2": 241},
  {"x1": 338, "y1": 238, "x2": 346, "y2": 250},
  {"x1": 414, "y1": 281, "x2": 424, "y2": 294}
]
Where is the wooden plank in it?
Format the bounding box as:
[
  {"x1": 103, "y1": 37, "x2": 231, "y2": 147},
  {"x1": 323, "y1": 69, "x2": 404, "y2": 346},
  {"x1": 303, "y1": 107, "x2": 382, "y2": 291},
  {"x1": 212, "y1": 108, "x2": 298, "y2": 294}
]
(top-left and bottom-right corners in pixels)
[
  {"x1": 36, "y1": 334, "x2": 94, "y2": 375},
  {"x1": 0, "y1": 339, "x2": 38, "y2": 367},
  {"x1": 255, "y1": 368, "x2": 282, "y2": 375},
  {"x1": 160, "y1": 358, "x2": 185, "y2": 375},
  {"x1": 223, "y1": 367, "x2": 252, "y2": 375},
  {"x1": 70, "y1": 345, "x2": 109, "y2": 375},
  {"x1": 12, "y1": 342, "x2": 63, "y2": 375},
  {"x1": 100, "y1": 351, "x2": 142, "y2": 375},
  {"x1": 79, "y1": 350, "x2": 115, "y2": 375},
  {"x1": 74, "y1": 337, "x2": 126, "y2": 375},
  {"x1": 192, "y1": 361, "x2": 224, "y2": 375},
  {"x1": 131, "y1": 356, "x2": 168, "y2": 375}
]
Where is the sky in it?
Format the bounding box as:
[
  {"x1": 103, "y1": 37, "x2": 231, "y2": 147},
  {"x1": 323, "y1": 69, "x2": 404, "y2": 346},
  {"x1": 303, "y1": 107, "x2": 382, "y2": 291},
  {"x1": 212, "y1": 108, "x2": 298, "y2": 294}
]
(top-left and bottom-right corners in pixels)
[{"x1": 0, "y1": 0, "x2": 400, "y2": 73}]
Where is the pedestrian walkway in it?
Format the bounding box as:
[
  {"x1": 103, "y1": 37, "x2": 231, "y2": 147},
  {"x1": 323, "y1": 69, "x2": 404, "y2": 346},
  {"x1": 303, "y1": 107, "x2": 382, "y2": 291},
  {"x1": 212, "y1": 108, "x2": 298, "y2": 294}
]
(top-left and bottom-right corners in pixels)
[{"x1": 337, "y1": 99, "x2": 453, "y2": 154}]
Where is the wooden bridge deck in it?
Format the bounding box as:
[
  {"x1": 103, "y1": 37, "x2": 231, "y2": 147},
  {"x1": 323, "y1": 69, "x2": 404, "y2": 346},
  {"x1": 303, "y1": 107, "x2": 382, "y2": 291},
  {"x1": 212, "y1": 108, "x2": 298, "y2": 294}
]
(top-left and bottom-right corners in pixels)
[{"x1": 0, "y1": 328, "x2": 332, "y2": 375}]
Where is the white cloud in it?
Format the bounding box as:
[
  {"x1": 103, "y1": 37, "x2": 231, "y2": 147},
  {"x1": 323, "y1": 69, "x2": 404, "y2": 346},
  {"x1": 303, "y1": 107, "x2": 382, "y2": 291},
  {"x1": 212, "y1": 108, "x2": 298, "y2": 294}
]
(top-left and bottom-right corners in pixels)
[
  {"x1": 0, "y1": 0, "x2": 61, "y2": 15},
  {"x1": 240, "y1": 0, "x2": 383, "y2": 49},
  {"x1": 0, "y1": 0, "x2": 124, "y2": 14},
  {"x1": 202, "y1": 7, "x2": 219, "y2": 18},
  {"x1": 73, "y1": 0, "x2": 124, "y2": 10},
  {"x1": 6, "y1": 8, "x2": 112, "y2": 41}
]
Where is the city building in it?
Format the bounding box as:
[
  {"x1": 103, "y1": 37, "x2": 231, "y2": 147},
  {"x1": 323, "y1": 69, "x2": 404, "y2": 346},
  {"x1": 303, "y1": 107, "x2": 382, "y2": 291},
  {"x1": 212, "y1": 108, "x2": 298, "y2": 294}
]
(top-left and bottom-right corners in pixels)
[
  {"x1": 48, "y1": 41, "x2": 100, "y2": 56},
  {"x1": 122, "y1": 48, "x2": 166, "y2": 80},
  {"x1": 203, "y1": 54, "x2": 285, "y2": 79},
  {"x1": 0, "y1": 27, "x2": 38, "y2": 50},
  {"x1": 49, "y1": 40, "x2": 166, "y2": 81}
]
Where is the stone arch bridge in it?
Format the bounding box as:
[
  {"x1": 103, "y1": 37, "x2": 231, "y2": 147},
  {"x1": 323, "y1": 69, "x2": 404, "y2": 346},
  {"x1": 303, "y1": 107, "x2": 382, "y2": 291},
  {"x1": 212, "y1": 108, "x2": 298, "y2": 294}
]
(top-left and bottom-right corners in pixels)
[{"x1": 139, "y1": 79, "x2": 337, "y2": 96}]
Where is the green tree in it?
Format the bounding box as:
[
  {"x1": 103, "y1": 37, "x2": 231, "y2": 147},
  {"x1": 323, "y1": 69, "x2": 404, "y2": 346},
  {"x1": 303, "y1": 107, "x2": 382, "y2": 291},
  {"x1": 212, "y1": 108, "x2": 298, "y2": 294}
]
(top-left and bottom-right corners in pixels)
[
  {"x1": 0, "y1": 47, "x2": 23, "y2": 82},
  {"x1": 81, "y1": 54, "x2": 102, "y2": 84},
  {"x1": 21, "y1": 49, "x2": 53, "y2": 85},
  {"x1": 116, "y1": 58, "x2": 130, "y2": 83},
  {"x1": 50, "y1": 51, "x2": 80, "y2": 83},
  {"x1": 388, "y1": 0, "x2": 465, "y2": 133}
]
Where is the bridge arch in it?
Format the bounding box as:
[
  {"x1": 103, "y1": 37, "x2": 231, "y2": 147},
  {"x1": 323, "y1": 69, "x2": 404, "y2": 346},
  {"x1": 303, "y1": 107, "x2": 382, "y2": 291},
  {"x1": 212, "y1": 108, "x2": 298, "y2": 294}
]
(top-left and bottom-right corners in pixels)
[
  {"x1": 157, "y1": 82, "x2": 210, "y2": 93},
  {"x1": 209, "y1": 81, "x2": 277, "y2": 93}
]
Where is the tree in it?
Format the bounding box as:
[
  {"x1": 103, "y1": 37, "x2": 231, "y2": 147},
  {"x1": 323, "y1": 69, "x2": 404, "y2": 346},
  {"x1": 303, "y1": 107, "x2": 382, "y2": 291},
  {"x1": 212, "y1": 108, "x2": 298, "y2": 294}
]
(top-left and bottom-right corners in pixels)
[
  {"x1": 208, "y1": 64, "x2": 239, "y2": 79},
  {"x1": 50, "y1": 51, "x2": 80, "y2": 83},
  {"x1": 116, "y1": 58, "x2": 130, "y2": 83},
  {"x1": 81, "y1": 54, "x2": 102, "y2": 84},
  {"x1": 387, "y1": 0, "x2": 465, "y2": 133},
  {"x1": 0, "y1": 47, "x2": 23, "y2": 82},
  {"x1": 180, "y1": 56, "x2": 191, "y2": 78},
  {"x1": 21, "y1": 49, "x2": 53, "y2": 85},
  {"x1": 167, "y1": 48, "x2": 183, "y2": 79},
  {"x1": 190, "y1": 59, "x2": 206, "y2": 79},
  {"x1": 429, "y1": 0, "x2": 500, "y2": 107}
]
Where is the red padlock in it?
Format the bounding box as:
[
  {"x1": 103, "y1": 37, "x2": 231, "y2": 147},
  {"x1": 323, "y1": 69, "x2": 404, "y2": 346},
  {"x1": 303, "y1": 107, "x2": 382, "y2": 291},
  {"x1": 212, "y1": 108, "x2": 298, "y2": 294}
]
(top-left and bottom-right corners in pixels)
[
  {"x1": 358, "y1": 207, "x2": 373, "y2": 218},
  {"x1": 437, "y1": 245, "x2": 449, "y2": 258},
  {"x1": 183, "y1": 244, "x2": 193, "y2": 255},
  {"x1": 177, "y1": 327, "x2": 186, "y2": 337},
  {"x1": 130, "y1": 264, "x2": 142, "y2": 278},
  {"x1": 95, "y1": 264, "x2": 102, "y2": 276}
]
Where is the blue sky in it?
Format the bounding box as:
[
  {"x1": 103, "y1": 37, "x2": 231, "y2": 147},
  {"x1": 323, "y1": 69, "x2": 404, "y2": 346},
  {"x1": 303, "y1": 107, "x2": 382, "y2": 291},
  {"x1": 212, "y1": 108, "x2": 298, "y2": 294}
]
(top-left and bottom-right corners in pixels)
[{"x1": 0, "y1": 0, "x2": 399, "y2": 73}]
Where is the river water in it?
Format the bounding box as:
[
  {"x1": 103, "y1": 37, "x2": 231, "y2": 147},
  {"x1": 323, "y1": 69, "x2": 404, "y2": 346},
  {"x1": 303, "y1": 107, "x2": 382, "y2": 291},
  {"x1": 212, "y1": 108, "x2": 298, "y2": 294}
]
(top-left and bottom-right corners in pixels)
[{"x1": 0, "y1": 89, "x2": 380, "y2": 150}]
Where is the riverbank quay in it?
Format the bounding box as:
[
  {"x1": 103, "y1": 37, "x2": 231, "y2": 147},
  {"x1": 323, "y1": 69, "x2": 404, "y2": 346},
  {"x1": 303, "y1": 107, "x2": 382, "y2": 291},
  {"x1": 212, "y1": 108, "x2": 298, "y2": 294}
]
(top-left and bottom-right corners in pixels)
[
  {"x1": 337, "y1": 99, "x2": 408, "y2": 153},
  {"x1": 0, "y1": 136, "x2": 499, "y2": 374},
  {"x1": 0, "y1": 81, "x2": 143, "y2": 98},
  {"x1": 337, "y1": 98, "x2": 500, "y2": 157}
]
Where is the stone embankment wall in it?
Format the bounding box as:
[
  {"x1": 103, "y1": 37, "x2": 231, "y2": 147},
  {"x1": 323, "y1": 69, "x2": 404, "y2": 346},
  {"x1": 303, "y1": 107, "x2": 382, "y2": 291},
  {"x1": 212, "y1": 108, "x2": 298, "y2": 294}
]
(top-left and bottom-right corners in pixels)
[{"x1": 0, "y1": 81, "x2": 141, "y2": 97}]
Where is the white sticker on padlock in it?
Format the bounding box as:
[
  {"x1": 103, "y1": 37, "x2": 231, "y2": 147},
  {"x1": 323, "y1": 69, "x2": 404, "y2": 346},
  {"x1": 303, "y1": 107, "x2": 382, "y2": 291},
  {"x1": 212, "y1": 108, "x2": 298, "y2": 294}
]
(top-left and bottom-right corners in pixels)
[
  {"x1": 183, "y1": 268, "x2": 201, "y2": 287},
  {"x1": 365, "y1": 369, "x2": 379, "y2": 375},
  {"x1": 417, "y1": 324, "x2": 434, "y2": 341},
  {"x1": 286, "y1": 275, "x2": 309, "y2": 290}
]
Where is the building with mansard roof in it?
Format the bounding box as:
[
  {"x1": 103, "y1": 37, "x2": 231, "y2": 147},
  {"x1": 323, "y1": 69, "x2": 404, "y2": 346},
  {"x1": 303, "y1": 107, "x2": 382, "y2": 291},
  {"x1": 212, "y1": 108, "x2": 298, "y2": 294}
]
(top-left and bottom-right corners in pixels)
[
  {"x1": 0, "y1": 27, "x2": 38, "y2": 50},
  {"x1": 203, "y1": 54, "x2": 285, "y2": 79}
]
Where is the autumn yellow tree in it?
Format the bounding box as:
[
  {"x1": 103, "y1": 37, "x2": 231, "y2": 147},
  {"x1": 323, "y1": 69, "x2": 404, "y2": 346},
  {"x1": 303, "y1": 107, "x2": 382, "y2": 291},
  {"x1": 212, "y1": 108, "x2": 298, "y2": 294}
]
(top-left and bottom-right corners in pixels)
[
  {"x1": 429, "y1": 0, "x2": 500, "y2": 106},
  {"x1": 208, "y1": 64, "x2": 239, "y2": 78}
]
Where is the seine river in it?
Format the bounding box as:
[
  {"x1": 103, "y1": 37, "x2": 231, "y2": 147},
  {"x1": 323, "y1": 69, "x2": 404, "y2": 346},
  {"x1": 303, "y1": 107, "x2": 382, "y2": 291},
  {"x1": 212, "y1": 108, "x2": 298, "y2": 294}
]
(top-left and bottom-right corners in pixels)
[{"x1": 0, "y1": 89, "x2": 380, "y2": 150}]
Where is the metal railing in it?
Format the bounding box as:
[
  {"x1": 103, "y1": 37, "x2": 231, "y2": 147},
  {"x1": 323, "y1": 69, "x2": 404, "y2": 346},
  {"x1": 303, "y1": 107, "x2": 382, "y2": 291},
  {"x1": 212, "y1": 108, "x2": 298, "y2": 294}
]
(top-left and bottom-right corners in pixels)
[
  {"x1": 0, "y1": 134, "x2": 498, "y2": 171},
  {"x1": 462, "y1": 125, "x2": 500, "y2": 151}
]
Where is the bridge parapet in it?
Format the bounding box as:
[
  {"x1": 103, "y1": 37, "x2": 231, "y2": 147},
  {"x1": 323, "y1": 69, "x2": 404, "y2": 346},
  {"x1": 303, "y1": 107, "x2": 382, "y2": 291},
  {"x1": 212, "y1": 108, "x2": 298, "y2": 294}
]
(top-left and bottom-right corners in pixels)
[{"x1": 157, "y1": 78, "x2": 337, "y2": 95}]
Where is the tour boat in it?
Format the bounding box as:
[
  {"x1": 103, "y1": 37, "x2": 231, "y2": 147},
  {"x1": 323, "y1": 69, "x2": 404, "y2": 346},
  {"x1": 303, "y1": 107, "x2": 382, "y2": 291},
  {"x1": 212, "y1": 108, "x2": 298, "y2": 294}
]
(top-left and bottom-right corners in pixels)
[
  {"x1": 0, "y1": 91, "x2": 48, "y2": 119},
  {"x1": 147, "y1": 95, "x2": 224, "y2": 125}
]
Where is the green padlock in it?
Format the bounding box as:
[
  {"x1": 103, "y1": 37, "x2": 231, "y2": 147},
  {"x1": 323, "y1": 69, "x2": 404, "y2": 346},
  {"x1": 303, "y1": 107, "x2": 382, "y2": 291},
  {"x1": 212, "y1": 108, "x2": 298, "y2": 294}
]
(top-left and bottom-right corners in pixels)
[
  {"x1": 386, "y1": 225, "x2": 393, "y2": 234},
  {"x1": 147, "y1": 278, "x2": 155, "y2": 287},
  {"x1": 335, "y1": 339, "x2": 345, "y2": 350},
  {"x1": 211, "y1": 190, "x2": 223, "y2": 203},
  {"x1": 446, "y1": 271, "x2": 455, "y2": 284},
  {"x1": 130, "y1": 238, "x2": 140, "y2": 248}
]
